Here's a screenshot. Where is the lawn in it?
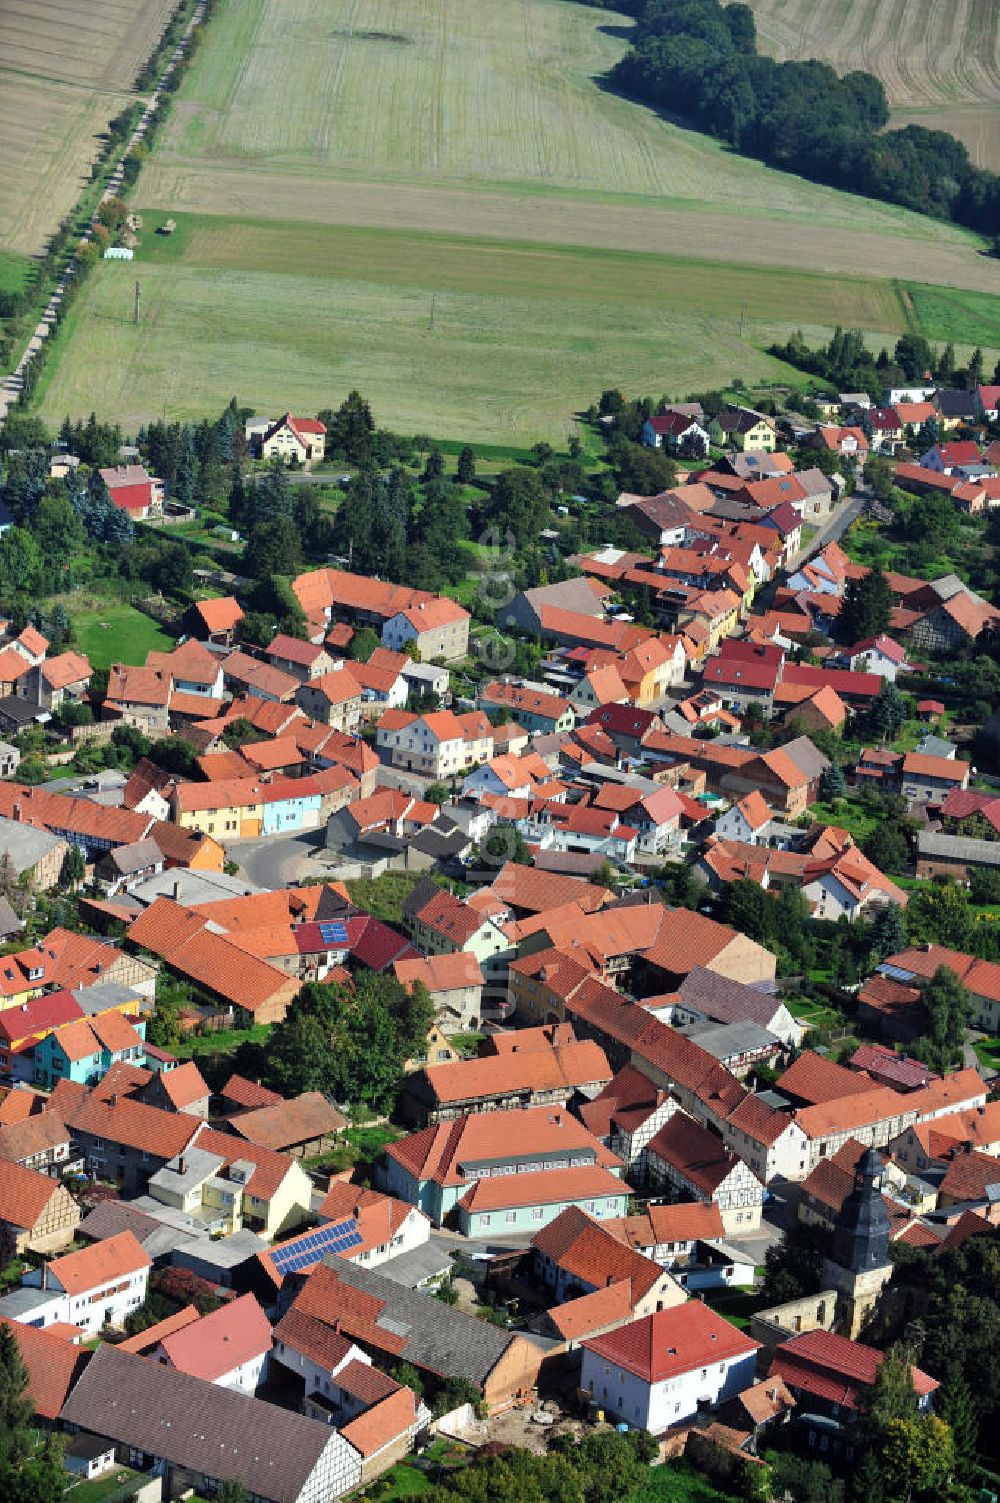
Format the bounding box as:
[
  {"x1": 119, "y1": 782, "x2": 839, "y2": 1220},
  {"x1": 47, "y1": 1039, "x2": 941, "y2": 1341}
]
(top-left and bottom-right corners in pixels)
[
  {"x1": 33, "y1": 214, "x2": 919, "y2": 443},
  {"x1": 346, "y1": 871, "x2": 440, "y2": 927},
  {"x1": 973, "y1": 1037, "x2": 1000, "y2": 1072},
  {"x1": 63, "y1": 1467, "x2": 139, "y2": 1503},
  {"x1": 807, "y1": 798, "x2": 881, "y2": 843},
  {"x1": 172, "y1": 1023, "x2": 271, "y2": 1061},
  {"x1": 69, "y1": 601, "x2": 173, "y2": 669},
  {"x1": 31, "y1": 0, "x2": 1000, "y2": 440},
  {"x1": 699, "y1": 1284, "x2": 765, "y2": 1332}
]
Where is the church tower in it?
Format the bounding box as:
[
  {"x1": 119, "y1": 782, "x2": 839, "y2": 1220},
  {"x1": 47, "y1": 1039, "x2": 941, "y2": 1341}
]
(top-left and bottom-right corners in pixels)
[{"x1": 823, "y1": 1147, "x2": 894, "y2": 1338}]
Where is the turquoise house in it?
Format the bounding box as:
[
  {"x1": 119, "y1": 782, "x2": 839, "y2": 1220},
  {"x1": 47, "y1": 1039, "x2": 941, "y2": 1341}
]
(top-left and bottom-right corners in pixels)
[
  {"x1": 33, "y1": 1013, "x2": 147, "y2": 1090},
  {"x1": 378, "y1": 1111, "x2": 626, "y2": 1230},
  {"x1": 261, "y1": 787, "x2": 322, "y2": 836}
]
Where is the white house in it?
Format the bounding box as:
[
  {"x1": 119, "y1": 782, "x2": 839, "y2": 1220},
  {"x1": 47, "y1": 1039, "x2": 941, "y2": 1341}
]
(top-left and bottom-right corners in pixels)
[
  {"x1": 713, "y1": 792, "x2": 774, "y2": 846},
  {"x1": 721, "y1": 1096, "x2": 811, "y2": 1183},
  {"x1": 641, "y1": 414, "x2": 711, "y2": 454},
  {"x1": 580, "y1": 1302, "x2": 760, "y2": 1431},
  {"x1": 22, "y1": 1230, "x2": 150, "y2": 1335},
  {"x1": 847, "y1": 635, "x2": 910, "y2": 682},
  {"x1": 154, "y1": 1293, "x2": 272, "y2": 1393}
]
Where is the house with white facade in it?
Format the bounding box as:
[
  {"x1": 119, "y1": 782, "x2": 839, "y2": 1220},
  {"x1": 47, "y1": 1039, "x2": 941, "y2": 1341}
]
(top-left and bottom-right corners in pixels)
[
  {"x1": 376, "y1": 709, "x2": 493, "y2": 779},
  {"x1": 21, "y1": 1229, "x2": 150, "y2": 1334},
  {"x1": 153, "y1": 1292, "x2": 272, "y2": 1393},
  {"x1": 580, "y1": 1302, "x2": 760, "y2": 1431}
]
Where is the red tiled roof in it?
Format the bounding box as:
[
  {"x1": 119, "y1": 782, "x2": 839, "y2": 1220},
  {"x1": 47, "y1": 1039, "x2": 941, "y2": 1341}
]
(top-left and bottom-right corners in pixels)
[
  {"x1": 583, "y1": 1300, "x2": 758, "y2": 1383},
  {"x1": 0, "y1": 1317, "x2": 88, "y2": 1420},
  {"x1": 159, "y1": 1293, "x2": 271, "y2": 1381},
  {"x1": 457, "y1": 1163, "x2": 626, "y2": 1213},
  {"x1": 771, "y1": 1330, "x2": 936, "y2": 1410}
]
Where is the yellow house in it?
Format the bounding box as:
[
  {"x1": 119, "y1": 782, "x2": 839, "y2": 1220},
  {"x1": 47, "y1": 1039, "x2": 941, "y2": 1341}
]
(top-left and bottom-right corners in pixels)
[
  {"x1": 171, "y1": 778, "x2": 265, "y2": 841},
  {"x1": 148, "y1": 1135, "x2": 313, "y2": 1241},
  {"x1": 679, "y1": 590, "x2": 741, "y2": 652},
  {"x1": 259, "y1": 414, "x2": 327, "y2": 464},
  {"x1": 710, "y1": 410, "x2": 778, "y2": 452}
]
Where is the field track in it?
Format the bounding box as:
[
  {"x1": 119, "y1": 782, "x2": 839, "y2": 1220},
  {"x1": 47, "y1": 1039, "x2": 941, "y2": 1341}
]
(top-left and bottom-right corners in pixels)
[
  {"x1": 0, "y1": 0, "x2": 176, "y2": 254},
  {"x1": 746, "y1": 0, "x2": 1000, "y2": 168}
]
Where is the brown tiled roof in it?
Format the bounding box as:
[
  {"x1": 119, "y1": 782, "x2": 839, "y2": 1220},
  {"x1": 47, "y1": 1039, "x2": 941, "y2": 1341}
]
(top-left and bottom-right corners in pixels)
[
  {"x1": 386, "y1": 1106, "x2": 620, "y2": 1187},
  {"x1": 777, "y1": 1052, "x2": 874, "y2": 1106},
  {"x1": 647, "y1": 1111, "x2": 750, "y2": 1196},
  {"x1": 420, "y1": 1040, "x2": 611, "y2": 1107},
  {"x1": 222, "y1": 1073, "x2": 283, "y2": 1110},
  {"x1": 340, "y1": 1385, "x2": 416, "y2": 1459},
  {"x1": 62, "y1": 1090, "x2": 198, "y2": 1160},
  {"x1": 531, "y1": 1205, "x2": 665, "y2": 1302},
  {"x1": 156, "y1": 1060, "x2": 210, "y2": 1110},
  {"x1": 230, "y1": 1091, "x2": 346, "y2": 1151},
  {"x1": 939, "y1": 1150, "x2": 1000, "y2": 1203},
  {"x1": 457, "y1": 1163, "x2": 625, "y2": 1212},
  {"x1": 126, "y1": 898, "x2": 297, "y2": 1017},
  {"x1": 547, "y1": 1279, "x2": 636, "y2": 1341},
  {"x1": 194, "y1": 596, "x2": 243, "y2": 633},
  {"x1": 0, "y1": 1112, "x2": 69, "y2": 1164},
  {"x1": 118, "y1": 1305, "x2": 201, "y2": 1354}
]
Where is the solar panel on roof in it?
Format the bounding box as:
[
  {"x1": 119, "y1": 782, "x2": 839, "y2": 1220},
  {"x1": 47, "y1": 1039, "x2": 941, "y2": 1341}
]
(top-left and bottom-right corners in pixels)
[
  {"x1": 318, "y1": 921, "x2": 349, "y2": 945},
  {"x1": 269, "y1": 1217, "x2": 361, "y2": 1275}
]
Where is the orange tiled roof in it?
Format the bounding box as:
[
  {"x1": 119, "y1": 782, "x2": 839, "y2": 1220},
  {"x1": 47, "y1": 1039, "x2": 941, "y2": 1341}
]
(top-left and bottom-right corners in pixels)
[{"x1": 48, "y1": 1229, "x2": 151, "y2": 1296}]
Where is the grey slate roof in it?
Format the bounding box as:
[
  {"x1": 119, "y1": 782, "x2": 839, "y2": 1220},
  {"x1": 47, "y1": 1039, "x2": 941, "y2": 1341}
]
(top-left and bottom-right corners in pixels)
[
  {"x1": 0, "y1": 814, "x2": 65, "y2": 873},
  {"x1": 314, "y1": 1255, "x2": 520, "y2": 1385},
  {"x1": 77, "y1": 1199, "x2": 163, "y2": 1246},
  {"x1": 60, "y1": 1345, "x2": 340, "y2": 1503},
  {"x1": 0, "y1": 896, "x2": 21, "y2": 937},
  {"x1": 917, "y1": 830, "x2": 1000, "y2": 868},
  {"x1": 780, "y1": 735, "x2": 830, "y2": 782},
  {"x1": 677, "y1": 967, "x2": 786, "y2": 1030},
  {"x1": 685, "y1": 1018, "x2": 781, "y2": 1061}
]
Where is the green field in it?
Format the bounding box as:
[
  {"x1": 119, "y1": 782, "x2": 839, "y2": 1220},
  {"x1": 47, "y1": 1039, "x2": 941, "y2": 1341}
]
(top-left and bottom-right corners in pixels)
[
  {"x1": 69, "y1": 602, "x2": 173, "y2": 668},
  {"x1": 35, "y1": 213, "x2": 962, "y2": 442},
  {"x1": 31, "y1": 0, "x2": 1000, "y2": 440}
]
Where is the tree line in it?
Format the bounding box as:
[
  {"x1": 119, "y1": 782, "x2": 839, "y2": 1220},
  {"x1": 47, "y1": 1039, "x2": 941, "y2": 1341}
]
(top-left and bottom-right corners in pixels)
[{"x1": 601, "y1": 0, "x2": 1000, "y2": 239}]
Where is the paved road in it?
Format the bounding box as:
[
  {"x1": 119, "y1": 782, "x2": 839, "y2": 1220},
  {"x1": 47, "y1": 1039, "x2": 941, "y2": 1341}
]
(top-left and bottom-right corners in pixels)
[
  {"x1": 229, "y1": 830, "x2": 326, "y2": 889},
  {"x1": 784, "y1": 490, "x2": 865, "y2": 571}
]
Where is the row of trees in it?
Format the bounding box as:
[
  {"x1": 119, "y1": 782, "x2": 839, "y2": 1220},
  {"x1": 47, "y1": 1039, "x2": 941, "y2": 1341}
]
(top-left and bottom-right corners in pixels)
[
  {"x1": 609, "y1": 0, "x2": 1000, "y2": 236},
  {"x1": 768, "y1": 328, "x2": 997, "y2": 401}
]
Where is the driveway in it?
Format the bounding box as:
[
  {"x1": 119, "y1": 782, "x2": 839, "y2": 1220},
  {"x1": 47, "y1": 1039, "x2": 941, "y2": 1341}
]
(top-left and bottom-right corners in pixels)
[{"x1": 785, "y1": 492, "x2": 864, "y2": 569}]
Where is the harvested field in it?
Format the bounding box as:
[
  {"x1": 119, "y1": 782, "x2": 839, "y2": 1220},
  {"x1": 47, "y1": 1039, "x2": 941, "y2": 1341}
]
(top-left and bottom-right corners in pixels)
[
  {"x1": 0, "y1": 0, "x2": 178, "y2": 254},
  {"x1": 35, "y1": 0, "x2": 1000, "y2": 439},
  {"x1": 140, "y1": 0, "x2": 981, "y2": 243},
  {"x1": 747, "y1": 0, "x2": 1000, "y2": 168}
]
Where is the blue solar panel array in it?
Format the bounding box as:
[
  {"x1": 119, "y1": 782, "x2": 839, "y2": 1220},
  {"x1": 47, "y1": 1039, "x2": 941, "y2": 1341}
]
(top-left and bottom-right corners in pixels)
[
  {"x1": 318, "y1": 921, "x2": 349, "y2": 946},
  {"x1": 270, "y1": 1217, "x2": 363, "y2": 1275}
]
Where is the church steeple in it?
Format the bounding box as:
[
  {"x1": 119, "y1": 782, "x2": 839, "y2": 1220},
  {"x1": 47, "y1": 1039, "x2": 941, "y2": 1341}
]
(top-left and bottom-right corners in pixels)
[{"x1": 830, "y1": 1147, "x2": 891, "y2": 1275}]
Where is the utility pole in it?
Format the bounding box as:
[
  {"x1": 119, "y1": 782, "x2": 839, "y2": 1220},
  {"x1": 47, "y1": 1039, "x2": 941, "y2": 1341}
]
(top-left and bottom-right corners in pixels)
[
  {"x1": 428, "y1": 293, "x2": 436, "y2": 331},
  {"x1": 739, "y1": 304, "x2": 746, "y2": 338},
  {"x1": 134, "y1": 281, "x2": 140, "y2": 326}
]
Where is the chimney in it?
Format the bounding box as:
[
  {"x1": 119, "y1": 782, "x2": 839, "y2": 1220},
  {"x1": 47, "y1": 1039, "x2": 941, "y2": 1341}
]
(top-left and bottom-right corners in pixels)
[
  {"x1": 178, "y1": 1156, "x2": 187, "y2": 1173},
  {"x1": 109, "y1": 1093, "x2": 118, "y2": 1108},
  {"x1": 173, "y1": 881, "x2": 180, "y2": 901},
  {"x1": 13, "y1": 802, "x2": 21, "y2": 822}
]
